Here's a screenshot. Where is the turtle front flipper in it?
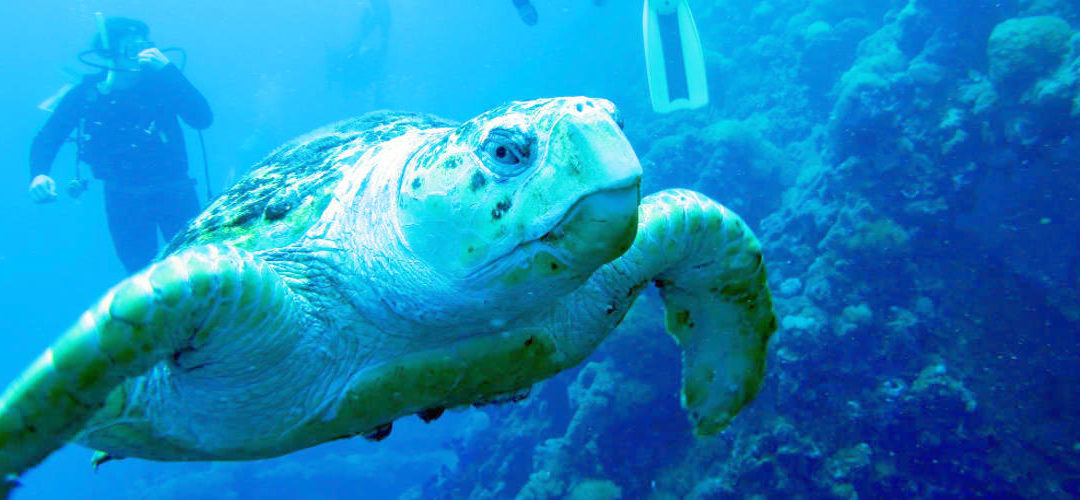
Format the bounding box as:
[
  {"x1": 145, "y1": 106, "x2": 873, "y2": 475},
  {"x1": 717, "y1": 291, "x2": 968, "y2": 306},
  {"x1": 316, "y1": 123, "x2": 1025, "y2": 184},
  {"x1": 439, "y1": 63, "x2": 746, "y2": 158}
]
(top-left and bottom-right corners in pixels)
[
  {"x1": 602, "y1": 189, "x2": 776, "y2": 436},
  {"x1": 1, "y1": 475, "x2": 16, "y2": 499},
  {"x1": 0, "y1": 245, "x2": 296, "y2": 488}
]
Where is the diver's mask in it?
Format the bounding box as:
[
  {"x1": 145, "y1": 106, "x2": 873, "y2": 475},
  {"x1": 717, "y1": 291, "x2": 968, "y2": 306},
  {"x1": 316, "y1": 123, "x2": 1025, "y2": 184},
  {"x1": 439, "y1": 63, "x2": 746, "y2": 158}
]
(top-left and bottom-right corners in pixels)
[
  {"x1": 120, "y1": 40, "x2": 155, "y2": 61},
  {"x1": 79, "y1": 12, "x2": 185, "y2": 72}
]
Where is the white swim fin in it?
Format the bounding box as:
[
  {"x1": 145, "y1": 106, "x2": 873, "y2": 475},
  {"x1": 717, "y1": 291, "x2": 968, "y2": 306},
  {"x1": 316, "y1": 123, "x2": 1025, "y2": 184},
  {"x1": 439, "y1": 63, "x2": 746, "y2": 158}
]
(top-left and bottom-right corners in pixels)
[
  {"x1": 37, "y1": 83, "x2": 74, "y2": 113},
  {"x1": 40, "y1": 11, "x2": 109, "y2": 113},
  {"x1": 643, "y1": 0, "x2": 709, "y2": 113}
]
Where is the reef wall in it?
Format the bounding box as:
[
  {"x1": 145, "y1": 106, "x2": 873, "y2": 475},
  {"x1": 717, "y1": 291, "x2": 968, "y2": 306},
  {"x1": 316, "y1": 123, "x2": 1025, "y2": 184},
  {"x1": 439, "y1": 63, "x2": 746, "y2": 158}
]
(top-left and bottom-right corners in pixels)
[{"x1": 421, "y1": 0, "x2": 1080, "y2": 498}]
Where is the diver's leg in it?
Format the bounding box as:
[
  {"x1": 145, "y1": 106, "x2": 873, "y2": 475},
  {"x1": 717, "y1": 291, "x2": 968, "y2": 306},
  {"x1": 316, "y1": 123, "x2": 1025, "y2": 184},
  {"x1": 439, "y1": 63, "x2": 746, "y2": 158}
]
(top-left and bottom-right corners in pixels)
[
  {"x1": 104, "y1": 185, "x2": 158, "y2": 273},
  {"x1": 512, "y1": 0, "x2": 538, "y2": 25},
  {"x1": 156, "y1": 179, "x2": 201, "y2": 243}
]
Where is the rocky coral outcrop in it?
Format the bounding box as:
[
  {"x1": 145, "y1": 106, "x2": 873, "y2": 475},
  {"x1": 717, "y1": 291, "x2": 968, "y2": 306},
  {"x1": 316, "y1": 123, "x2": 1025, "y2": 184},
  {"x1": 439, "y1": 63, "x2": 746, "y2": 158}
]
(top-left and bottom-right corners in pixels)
[
  {"x1": 425, "y1": 1, "x2": 1080, "y2": 498},
  {"x1": 515, "y1": 361, "x2": 654, "y2": 499},
  {"x1": 987, "y1": 16, "x2": 1074, "y2": 94}
]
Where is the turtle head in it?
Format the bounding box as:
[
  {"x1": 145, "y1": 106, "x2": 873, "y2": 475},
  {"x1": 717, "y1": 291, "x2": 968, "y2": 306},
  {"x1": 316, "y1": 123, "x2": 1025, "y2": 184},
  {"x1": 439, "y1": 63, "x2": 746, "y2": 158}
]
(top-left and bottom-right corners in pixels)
[{"x1": 397, "y1": 97, "x2": 641, "y2": 295}]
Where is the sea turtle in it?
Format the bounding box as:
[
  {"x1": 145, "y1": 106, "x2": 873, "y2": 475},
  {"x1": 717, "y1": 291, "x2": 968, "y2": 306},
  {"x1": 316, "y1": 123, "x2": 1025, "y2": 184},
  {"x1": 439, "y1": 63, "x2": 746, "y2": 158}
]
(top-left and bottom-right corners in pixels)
[{"x1": 0, "y1": 97, "x2": 775, "y2": 495}]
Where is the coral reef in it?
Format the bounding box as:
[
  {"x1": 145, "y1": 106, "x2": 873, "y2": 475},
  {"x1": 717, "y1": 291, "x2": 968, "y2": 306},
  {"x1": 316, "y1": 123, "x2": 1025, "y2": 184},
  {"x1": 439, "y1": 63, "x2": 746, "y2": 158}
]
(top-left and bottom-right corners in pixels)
[
  {"x1": 425, "y1": 1, "x2": 1080, "y2": 498},
  {"x1": 515, "y1": 360, "x2": 655, "y2": 500},
  {"x1": 987, "y1": 16, "x2": 1074, "y2": 94}
]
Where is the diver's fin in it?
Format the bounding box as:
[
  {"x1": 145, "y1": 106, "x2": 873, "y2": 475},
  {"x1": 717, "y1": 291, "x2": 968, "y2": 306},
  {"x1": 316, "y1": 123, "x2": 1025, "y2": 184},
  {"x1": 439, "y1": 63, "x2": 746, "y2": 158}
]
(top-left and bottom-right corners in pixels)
[
  {"x1": 643, "y1": 0, "x2": 709, "y2": 113},
  {"x1": 37, "y1": 84, "x2": 74, "y2": 113}
]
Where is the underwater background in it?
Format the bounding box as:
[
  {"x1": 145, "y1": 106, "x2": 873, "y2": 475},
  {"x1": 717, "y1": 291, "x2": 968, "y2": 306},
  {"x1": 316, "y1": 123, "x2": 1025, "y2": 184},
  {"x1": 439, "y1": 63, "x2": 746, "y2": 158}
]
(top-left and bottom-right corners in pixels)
[{"x1": 0, "y1": 0, "x2": 1077, "y2": 498}]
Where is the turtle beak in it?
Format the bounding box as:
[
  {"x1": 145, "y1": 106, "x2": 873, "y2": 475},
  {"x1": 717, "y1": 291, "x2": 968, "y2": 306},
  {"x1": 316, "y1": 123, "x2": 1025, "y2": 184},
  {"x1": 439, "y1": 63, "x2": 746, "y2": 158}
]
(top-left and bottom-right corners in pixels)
[
  {"x1": 540, "y1": 183, "x2": 640, "y2": 269},
  {"x1": 555, "y1": 99, "x2": 642, "y2": 189},
  {"x1": 536, "y1": 100, "x2": 642, "y2": 269}
]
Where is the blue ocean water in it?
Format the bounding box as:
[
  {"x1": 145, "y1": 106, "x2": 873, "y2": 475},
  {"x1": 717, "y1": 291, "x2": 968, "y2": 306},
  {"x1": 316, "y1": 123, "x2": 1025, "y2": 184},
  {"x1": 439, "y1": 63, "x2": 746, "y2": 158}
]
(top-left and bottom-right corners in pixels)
[{"x1": 1, "y1": 0, "x2": 1078, "y2": 498}]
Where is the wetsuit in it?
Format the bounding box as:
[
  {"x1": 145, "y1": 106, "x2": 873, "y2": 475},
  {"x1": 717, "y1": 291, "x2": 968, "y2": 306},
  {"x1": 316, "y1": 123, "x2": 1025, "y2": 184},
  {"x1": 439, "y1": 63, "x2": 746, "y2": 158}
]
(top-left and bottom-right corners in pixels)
[
  {"x1": 30, "y1": 64, "x2": 212, "y2": 272},
  {"x1": 513, "y1": 0, "x2": 538, "y2": 26}
]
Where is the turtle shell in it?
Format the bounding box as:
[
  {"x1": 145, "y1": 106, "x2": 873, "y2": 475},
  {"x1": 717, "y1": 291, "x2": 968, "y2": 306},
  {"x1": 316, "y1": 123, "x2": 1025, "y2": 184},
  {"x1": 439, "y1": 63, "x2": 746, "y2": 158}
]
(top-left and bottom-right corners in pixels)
[{"x1": 163, "y1": 111, "x2": 455, "y2": 255}]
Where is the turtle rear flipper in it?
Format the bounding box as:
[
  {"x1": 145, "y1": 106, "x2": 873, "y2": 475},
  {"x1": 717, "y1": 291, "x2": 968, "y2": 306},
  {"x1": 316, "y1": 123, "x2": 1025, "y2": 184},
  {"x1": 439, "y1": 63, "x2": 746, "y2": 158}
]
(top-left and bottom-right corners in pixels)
[
  {"x1": 603, "y1": 189, "x2": 776, "y2": 435},
  {"x1": 2, "y1": 474, "x2": 17, "y2": 499},
  {"x1": 0, "y1": 245, "x2": 295, "y2": 483}
]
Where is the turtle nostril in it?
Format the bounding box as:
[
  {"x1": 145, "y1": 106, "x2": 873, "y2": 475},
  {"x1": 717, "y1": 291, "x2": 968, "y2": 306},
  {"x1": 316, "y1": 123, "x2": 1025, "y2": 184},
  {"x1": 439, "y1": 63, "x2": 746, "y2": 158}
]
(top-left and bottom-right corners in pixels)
[
  {"x1": 575, "y1": 102, "x2": 584, "y2": 113},
  {"x1": 595, "y1": 100, "x2": 623, "y2": 129}
]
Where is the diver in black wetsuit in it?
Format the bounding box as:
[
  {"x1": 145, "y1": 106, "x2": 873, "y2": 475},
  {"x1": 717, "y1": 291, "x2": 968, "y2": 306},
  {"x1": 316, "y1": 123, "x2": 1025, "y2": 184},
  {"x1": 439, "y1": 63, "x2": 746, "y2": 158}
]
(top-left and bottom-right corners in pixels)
[
  {"x1": 512, "y1": 0, "x2": 539, "y2": 26},
  {"x1": 329, "y1": 0, "x2": 390, "y2": 101},
  {"x1": 511, "y1": 0, "x2": 606, "y2": 26},
  {"x1": 28, "y1": 17, "x2": 213, "y2": 273}
]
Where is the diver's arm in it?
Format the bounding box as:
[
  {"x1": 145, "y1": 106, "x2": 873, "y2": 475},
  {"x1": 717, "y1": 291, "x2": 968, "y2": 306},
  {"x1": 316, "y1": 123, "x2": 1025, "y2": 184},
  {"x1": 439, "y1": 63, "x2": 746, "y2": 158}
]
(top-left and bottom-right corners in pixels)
[
  {"x1": 158, "y1": 63, "x2": 213, "y2": 130},
  {"x1": 29, "y1": 86, "x2": 82, "y2": 180}
]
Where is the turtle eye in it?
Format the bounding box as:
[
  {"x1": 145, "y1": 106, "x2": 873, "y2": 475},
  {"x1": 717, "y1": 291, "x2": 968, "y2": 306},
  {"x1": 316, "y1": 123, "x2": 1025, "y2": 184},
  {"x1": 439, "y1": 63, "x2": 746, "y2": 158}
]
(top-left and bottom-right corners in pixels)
[{"x1": 481, "y1": 128, "x2": 534, "y2": 176}]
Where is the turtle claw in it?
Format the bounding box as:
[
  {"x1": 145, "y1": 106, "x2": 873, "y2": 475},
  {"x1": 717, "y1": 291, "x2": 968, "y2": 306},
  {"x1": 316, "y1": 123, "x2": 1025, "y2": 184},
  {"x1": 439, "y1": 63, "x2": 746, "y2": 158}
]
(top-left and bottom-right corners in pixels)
[
  {"x1": 473, "y1": 387, "x2": 531, "y2": 408},
  {"x1": 91, "y1": 451, "x2": 119, "y2": 472},
  {"x1": 417, "y1": 407, "x2": 445, "y2": 423},
  {"x1": 2, "y1": 474, "x2": 20, "y2": 498},
  {"x1": 363, "y1": 422, "x2": 392, "y2": 441}
]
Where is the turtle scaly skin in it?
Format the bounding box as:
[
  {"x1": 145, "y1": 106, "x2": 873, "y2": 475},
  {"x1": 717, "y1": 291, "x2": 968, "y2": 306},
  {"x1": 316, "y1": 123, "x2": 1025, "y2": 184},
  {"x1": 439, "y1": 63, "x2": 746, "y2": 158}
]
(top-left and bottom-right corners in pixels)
[
  {"x1": 0, "y1": 245, "x2": 302, "y2": 469},
  {"x1": 585, "y1": 189, "x2": 774, "y2": 434},
  {"x1": 0, "y1": 98, "x2": 775, "y2": 495}
]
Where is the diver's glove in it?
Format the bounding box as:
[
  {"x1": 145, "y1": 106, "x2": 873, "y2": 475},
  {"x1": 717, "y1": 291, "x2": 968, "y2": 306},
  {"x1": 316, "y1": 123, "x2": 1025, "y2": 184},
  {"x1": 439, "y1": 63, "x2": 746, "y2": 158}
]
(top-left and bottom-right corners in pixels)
[
  {"x1": 29, "y1": 174, "x2": 57, "y2": 204},
  {"x1": 137, "y1": 47, "x2": 170, "y2": 71}
]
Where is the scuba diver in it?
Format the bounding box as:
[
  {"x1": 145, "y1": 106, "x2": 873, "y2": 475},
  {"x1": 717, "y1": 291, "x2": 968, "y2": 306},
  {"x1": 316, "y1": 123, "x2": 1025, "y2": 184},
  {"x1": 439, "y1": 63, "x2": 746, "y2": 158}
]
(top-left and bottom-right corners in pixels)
[
  {"x1": 505, "y1": 0, "x2": 707, "y2": 113},
  {"x1": 511, "y1": 0, "x2": 607, "y2": 26},
  {"x1": 328, "y1": 0, "x2": 391, "y2": 101},
  {"x1": 512, "y1": 0, "x2": 539, "y2": 26},
  {"x1": 28, "y1": 16, "x2": 213, "y2": 273}
]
